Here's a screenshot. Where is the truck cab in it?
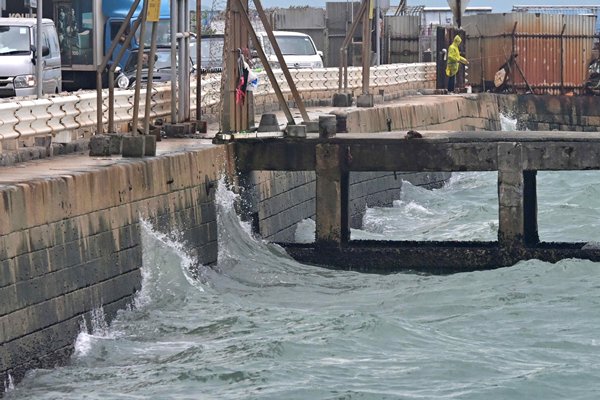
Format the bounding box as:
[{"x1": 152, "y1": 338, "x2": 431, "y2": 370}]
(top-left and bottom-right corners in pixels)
[
  {"x1": 3, "y1": 0, "x2": 169, "y2": 90},
  {"x1": 0, "y1": 18, "x2": 62, "y2": 97},
  {"x1": 1, "y1": 0, "x2": 171, "y2": 90}
]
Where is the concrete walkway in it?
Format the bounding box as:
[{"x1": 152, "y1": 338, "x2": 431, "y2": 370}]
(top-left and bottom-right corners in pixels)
[
  {"x1": 0, "y1": 139, "x2": 215, "y2": 186},
  {"x1": 0, "y1": 93, "x2": 480, "y2": 186}
]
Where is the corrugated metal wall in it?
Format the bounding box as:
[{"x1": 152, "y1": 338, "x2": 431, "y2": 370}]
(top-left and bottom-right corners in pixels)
[
  {"x1": 463, "y1": 13, "x2": 597, "y2": 94},
  {"x1": 326, "y1": 2, "x2": 362, "y2": 68},
  {"x1": 385, "y1": 15, "x2": 420, "y2": 63}
]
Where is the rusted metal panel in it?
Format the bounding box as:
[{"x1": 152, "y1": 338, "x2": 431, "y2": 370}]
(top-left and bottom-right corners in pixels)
[
  {"x1": 385, "y1": 15, "x2": 420, "y2": 63},
  {"x1": 463, "y1": 13, "x2": 597, "y2": 94}
]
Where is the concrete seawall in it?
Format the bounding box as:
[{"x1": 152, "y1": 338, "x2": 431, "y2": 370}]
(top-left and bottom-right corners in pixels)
[
  {"x1": 0, "y1": 143, "x2": 227, "y2": 389},
  {"x1": 3, "y1": 93, "x2": 600, "y2": 393}
]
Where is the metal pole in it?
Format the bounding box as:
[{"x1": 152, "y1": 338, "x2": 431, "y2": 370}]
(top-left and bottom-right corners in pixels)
[
  {"x1": 144, "y1": 21, "x2": 159, "y2": 135},
  {"x1": 560, "y1": 23, "x2": 566, "y2": 95},
  {"x1": 97, "y1": 0, "x2": 141, "y2": 134},
  {"x1": 375, "y1": 0, "x2": 380, "y2": 66},
  {"x1": 233, "y1": 0, "x2": 295, "y2": 125},
  {"x1": 177, "y1": 0, "x2": 185, "y2": 122},
  {"x1": 251, "y1": 0, "x2": 309, "y2": 122},
  {"x1": 132, "y1": 0, "x2": 149, "y2": 134},
  {"x1": 109, "y1": 17, "x2": 143, "y2": 133},
  {"x1": 184, "y1": 0, "x2": 190, "y2": 121},
  {"x1": 338, "y1": 0, "x2": 368, "y2": 91},
  {"x1": 196, "y1": 0, "x2": 202, "y2": 122},
  {"x1": 35, "y1": 0, "x2": 43, "y2": 98},
  {"x1": 170, "y1": 0, "x2": 178, "y2": 123}
]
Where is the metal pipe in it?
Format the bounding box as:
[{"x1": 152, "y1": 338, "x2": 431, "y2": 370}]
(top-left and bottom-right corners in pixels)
[
  {"x1": 97, "y1": 0, "x2": 141, "y2": 134},
  {"x1": 35, "y1": 0, "x2": 43, "y2": 98},
  {"x1": 560, "y1": 23, "x2": 566, "y2": 95},
  {"x1": 196, "y1": 0, "x2": 202, "y2": 122},
  {"x1": 132, "y1": 0, "x2": 149, "y2": 134},
  {"x1": 184, "y1": 0, "x2": 190, "y2": 121},
  {"x1": 233, "y1": 0, "x2": 295, "y2": 125},
  {"x1": 177, "y1": 0, "x2": 185, "y2": 122},
  {"x1": 144, "y1": 21, "x2": 159, "y2": 135},
  {"x1": 252, "y1": 0, "x2": 309, "y2": 122},
  {"x1": 170, "y1": 0, "x2": 178, "y2": 123},
  {"x1": 375, "y1": 0, "x2": 380, "y2": 66},
  {"x1": 338, "y1": 0, "x2": 368, "y2": 91},
  {"x1": 108, "y1": 17, "x2": 143, "y2": 133}
]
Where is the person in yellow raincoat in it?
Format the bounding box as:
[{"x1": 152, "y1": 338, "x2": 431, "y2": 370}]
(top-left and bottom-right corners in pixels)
[{"x1": 446, "y1": 34, "x2": 469, "y2": 93}]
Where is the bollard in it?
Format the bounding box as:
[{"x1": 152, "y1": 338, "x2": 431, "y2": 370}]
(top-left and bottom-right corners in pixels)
[
  {"x1": 257, "y1": 113, "x2": 280, "y2": 132},
  {"x1": 286, "y1": 124, "x2": 306, "y2": 138},
  {"x1": 89, "y1": 134, "x2": 111, "y2": 156},
  {"x1": 318, "y1": 115, "x2": 336, "y2": 138}
]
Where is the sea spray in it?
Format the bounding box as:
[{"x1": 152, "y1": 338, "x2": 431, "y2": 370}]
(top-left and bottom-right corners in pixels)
[
  {"x1": 73, "y1": 307, "x2": 114, "y2": 358},
  {"x1": 4, "y1": 373, "x2": 14, "y2": 392}
]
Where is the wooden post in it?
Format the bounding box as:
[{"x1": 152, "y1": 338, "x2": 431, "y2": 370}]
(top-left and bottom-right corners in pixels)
[
  {"x1": 252, "y1": 0, "x2": 309, "y2": 123},
  {"x1": 361, "y1": 0, "x2": 371, "y2": 95},
  {"x1": 315, "y1": 144, "x2": 350, "y2": 247},
  {"x1": 221, "y1": 0, "x2": 249, "y2": 133}
]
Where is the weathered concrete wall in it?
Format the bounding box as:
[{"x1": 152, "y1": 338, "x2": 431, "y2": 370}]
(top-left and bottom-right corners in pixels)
[
  {"x1": 344, "y1": 93, "x2": 502, "y2": 133},
  {"x1": 4, "y1": 92, "x2": 599, "y2": 394},
  {"x1": 497, "y1": 94, "x2": 600, "y2": 132},
  {"x1": 0, "y1": 145, "x2": 227, "y2": 390},
  {"x1": 240, "y1": 170, "x2": 450, "y2": 242},
  {"x1": 240, "y1": 94, "x2": 498, "y2": 243}
]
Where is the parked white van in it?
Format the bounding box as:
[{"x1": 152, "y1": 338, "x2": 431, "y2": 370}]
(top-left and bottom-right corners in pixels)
[
  {"x1": 255, "y1": 31, "x2": 323, "y2": 69},
  {"x1": 0, "y1": 18, "x2": 62, "y2": 97}
]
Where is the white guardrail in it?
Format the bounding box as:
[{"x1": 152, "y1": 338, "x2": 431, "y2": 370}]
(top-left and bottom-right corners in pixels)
[{"x1": 0, "y1": 63, "x2": 435, "y2": 149}]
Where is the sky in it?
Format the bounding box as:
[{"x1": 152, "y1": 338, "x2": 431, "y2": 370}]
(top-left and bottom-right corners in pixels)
[{"x1": 199, "y1": 0, "x2": 600, "y2": 12}]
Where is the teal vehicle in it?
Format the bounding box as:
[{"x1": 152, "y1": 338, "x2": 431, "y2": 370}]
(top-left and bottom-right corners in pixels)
[{"x1": 2, "y1": 0, "x2": 171, "y2": 90}]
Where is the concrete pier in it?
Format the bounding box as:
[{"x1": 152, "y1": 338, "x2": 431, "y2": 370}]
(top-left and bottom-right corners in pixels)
[
  {"x1": 234, "y1": 130, "x2": 600, "y2": 272},
  {"x1": 3, "y1": 92, "x2": 600, "y2": 393}
]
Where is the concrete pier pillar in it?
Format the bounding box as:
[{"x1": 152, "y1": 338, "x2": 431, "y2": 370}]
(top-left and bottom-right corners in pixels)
[
  {"x1": 497, "y1": 143, "x2": 539, "y2": 248},
  {"x1": 522, "y1": 170, "x2": 539, "y2": 245},
  {"x1": 315, "y1": 144, "x2": 350, "y2": 247}
]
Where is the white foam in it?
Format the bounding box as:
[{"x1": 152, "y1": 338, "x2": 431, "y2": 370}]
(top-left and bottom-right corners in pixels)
[
  {"x1": 73, "y1": 307, "x2": 118, "y2": 358},
  {"x1": 500, "y1": 112, "x2": 518, "y2": 131},
  {"x1": 4, "y1": 373, "x2": 15, "y2": 392},
  {"x1": 294, "y1": 218, "x2": 316, "y2": 243}
]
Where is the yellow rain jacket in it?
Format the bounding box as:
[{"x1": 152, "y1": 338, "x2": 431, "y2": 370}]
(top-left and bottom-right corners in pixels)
[{"x1": 445, "y1": 35, "x2": 468, "y2": 77}]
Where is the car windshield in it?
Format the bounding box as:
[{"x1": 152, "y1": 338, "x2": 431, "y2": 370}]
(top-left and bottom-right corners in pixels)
[
  {"x1": 0, "y1": 26, "x2": 31, "y2": 55},
  {"x1": 124, "y1": 49, "x2": 184, "y2": 72},
  {"x1": 265, "y1": 35, "x2": 316, "y2": 56},
  {"x1": 135, "y1": 20, "x2": 171, "y2": 47},
  {"x1": 154, "y1": 50, "x2": 172, "y2": 70}
]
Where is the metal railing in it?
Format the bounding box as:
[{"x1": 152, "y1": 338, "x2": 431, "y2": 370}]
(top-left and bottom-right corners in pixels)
[{"x1": 0, "y1": 63, "x2": 435, "y2": 150}]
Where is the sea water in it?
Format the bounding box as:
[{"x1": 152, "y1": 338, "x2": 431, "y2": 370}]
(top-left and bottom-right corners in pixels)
[{"x1": 6, "y1": 118, "x2": 600, "y2": 399}]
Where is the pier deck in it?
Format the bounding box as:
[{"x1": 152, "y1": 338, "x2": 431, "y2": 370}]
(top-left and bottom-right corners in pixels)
[{"x1": 234, "y1": 130, "x2": 600, "y2": 273}]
